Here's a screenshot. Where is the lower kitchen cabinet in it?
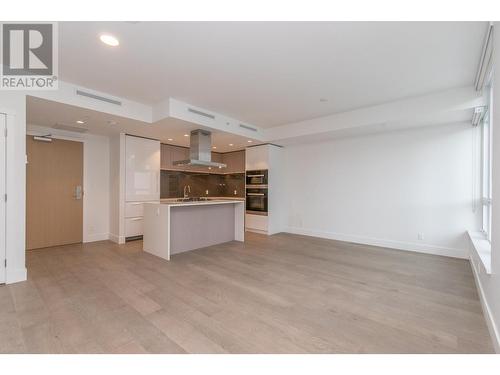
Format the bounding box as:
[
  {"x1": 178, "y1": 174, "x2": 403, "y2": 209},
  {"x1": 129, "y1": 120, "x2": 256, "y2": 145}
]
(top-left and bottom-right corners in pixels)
[
  {"x1": 125, "y1": 202, "x2": 145, "y2": 218},
  {"x1": 125, "y1": 217, "x2": 143, "y2": 237},
  {"x1": 245, "y1": 213, "x2": 268, "y2": 233}
]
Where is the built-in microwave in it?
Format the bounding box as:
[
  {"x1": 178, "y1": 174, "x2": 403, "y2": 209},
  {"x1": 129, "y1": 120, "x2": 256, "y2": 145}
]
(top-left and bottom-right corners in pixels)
[
  {"x1": 246, "y1": 170, "x2": 268, "y2": 187},
  {"x1": 246, "y1": 187, "x2": 268, "y2": 215}
]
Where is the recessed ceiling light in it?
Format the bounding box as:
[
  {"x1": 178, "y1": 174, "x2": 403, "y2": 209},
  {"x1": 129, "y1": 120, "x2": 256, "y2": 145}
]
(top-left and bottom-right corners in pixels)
[
  {"x1": 247, "y1": 140, "x2": 253, "y2": 143},
  {"x1": 100, "y1": 34, "x2": 119, "y2": 47},
  {"x1": 76, "y1": 120, "x2": 85, "y2": 124},
  {"x1": 229, "y1": 143, "x2": 233, "y2": 146},
  {"x1": 184, "y1": 134, "x2": 189, "y2": 137},
  {"x1": 167, "y1": 138, "x2": 173, "y2": 141},
  {"x1": 212, "y1": 146, "x2": 217, "y2": 149}
]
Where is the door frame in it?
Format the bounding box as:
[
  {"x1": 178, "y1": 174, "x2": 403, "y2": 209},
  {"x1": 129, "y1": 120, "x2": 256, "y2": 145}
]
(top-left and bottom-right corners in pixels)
[
  {"x1": 0, "y1": 113, "x2": 6, "y2": 284},
  {"x1": 0, "y1": 104, "x2": 26, "y2": 285},
  {"x1": 26, "y1": 130, "x2": 86, "y2": 248}
]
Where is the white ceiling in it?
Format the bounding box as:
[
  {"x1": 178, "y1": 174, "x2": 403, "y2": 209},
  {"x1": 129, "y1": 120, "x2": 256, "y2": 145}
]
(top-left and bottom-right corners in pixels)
[
  {"x1": 276, "y1": 108, "x2": 474, "y2": 146},
  {"x1": 26, "y1": 96, "x2": 260, "y2": 152},
  {"x1": 58, "y1": 21, "x2": 488, "y2": 128}
]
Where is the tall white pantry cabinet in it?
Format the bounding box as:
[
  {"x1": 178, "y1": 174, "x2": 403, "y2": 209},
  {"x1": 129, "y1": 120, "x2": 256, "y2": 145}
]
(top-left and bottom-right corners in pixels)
[{"x1": 110, "y1": 134, "x2": 160, "y2": 243}]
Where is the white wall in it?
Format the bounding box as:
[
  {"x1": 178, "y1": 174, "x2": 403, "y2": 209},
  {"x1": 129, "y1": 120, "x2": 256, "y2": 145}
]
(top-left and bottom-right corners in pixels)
[
  {"x1": 27, "y1": 124, "x2": 110, "y2": 243},
  {"x1": 285, "y1": 122, "x2": 480, "y2": 258},
  {"x1": 82, "y1": 133, "x2": 110, "y2": 242},
  {"x1": 0, "y1": 91, "x2": 26, "y2": 284},
  {"x1": 109, "y1": 133, "x2": 125, "y2": 244}
]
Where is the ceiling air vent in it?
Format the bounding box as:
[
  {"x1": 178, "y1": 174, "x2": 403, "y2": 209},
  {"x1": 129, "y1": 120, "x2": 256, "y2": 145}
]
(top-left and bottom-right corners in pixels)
[
  {"x1": 239, "y1": 123, "x2": 257, "y2": 132},
  {"x1": 188, "y1": 107, "x2": 215, "y2": 120},
  {"x1": 52, "y1": 123, "x2": 88, "y2": 133},
  {"x1": 76, "y1": 90, "x2": 122, "y2": 106}
]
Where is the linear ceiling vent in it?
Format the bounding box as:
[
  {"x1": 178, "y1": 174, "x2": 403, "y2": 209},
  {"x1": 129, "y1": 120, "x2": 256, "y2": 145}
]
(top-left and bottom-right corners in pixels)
[
  {"x1": 76, "y1": 90, "x2": 122, "y2": 106},
  {"x1": 188, "y1": 107, "x2": 215, "y2": 119},
  {"x1": 52, "y1": 123, "x2": 88, "y2": 133},
  {"x1": 239, "y1": 123, "x2": 257, "y2": 132}
]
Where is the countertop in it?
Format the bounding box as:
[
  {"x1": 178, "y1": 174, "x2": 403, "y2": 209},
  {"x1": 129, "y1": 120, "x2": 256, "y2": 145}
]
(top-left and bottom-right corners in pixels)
[
  {"x1": 160, "y1": 197, "x2": 244, "y2": 202},
  {"x1": 151, "y1": 198, "x2": 245, "y2": 207}
]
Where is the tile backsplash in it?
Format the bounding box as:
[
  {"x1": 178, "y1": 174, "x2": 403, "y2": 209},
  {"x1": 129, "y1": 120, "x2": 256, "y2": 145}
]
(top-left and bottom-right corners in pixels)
[{"x1": 161, "y1": 171, "x2": 245, "y2": 198}]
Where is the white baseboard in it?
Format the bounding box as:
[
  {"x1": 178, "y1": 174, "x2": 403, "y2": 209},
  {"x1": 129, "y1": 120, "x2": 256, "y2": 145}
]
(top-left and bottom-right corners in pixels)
[
  {"x1": 83, "y1": 233, "x2": 109, "y2": 243},
  {"x1": 6, "y1": 267, "x2": 27, "y2": 284},
  {"x1": 109, "y1": 233, "x2": 125, "y2": 244},
  {"x1": 285, "y1": 227, "x2": 468, "y2": 259},
  {"x1": 469, "y1": 255, "x2": 500, "y2": 353}
]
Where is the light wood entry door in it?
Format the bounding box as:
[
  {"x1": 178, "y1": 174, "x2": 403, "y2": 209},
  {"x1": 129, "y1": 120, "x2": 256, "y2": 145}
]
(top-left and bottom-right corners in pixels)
[{"x1": 26, "y1": 137, "x2": 83, "y2": 250}]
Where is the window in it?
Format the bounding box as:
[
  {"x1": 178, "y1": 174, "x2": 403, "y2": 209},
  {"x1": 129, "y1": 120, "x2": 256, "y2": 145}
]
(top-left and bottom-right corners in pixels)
[{"x1": 481, "y1": 83, "x2": 493, "y2": 241}]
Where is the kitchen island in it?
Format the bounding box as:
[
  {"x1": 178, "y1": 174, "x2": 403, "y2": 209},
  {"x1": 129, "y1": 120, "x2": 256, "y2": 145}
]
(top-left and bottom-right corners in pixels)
[{"x1": 143, "y1": 199, "x2": 245, "y2": 260}]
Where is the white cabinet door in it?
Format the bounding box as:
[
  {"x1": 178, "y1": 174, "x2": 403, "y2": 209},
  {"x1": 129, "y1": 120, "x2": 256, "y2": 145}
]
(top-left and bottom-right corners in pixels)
[
  {"x1": 125, "y1": 202, "x2": 145, "y2": 218},
  {"x1": 245, "y1": 213, "x2": 268, "y2": 232},
  {"x1": 245, "y1": 145, "x2": 269, "y2": 171},
  {"x1": 125, "y1": 136, "x2": 160, "y2": 202},
  {"x1": 0, "y1": 114, "x2": 6, "y2": 283},
  {"x1": 125, "y1": 217, "x2": 144, "y2": 237}
]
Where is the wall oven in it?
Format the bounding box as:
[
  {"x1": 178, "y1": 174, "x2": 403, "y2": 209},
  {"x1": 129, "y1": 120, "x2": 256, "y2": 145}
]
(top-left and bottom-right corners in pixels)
[
  {"x1": 246, "y1": 170, "x2": 268, "y2": 187},
  {"x1": 246, "y1": 187, "x2": 268, "y2": 215}
]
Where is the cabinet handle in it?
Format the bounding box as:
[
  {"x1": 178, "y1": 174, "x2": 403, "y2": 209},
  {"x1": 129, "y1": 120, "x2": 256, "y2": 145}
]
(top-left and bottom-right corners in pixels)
[
  {"x1": 247, "y1": 193, "x2": 265, "y2": 196},
  {"x1": 129, "y1": 217, "x2": 143, "y2": 221}
]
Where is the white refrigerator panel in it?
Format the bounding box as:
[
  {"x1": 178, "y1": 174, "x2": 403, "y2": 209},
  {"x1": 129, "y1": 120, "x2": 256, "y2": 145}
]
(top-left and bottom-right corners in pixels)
[{"x1": 125, "y1": 136, "x2": 160, "y2": 202}]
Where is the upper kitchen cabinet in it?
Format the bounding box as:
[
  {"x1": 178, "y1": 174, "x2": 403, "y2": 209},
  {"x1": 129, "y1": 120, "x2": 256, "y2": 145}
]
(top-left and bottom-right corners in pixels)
[
  {"x1": 170, "y1": 146, "x2": 189, "y2": 170},
  {"x1": 246, "y1": 145, "x2": 269, "y2": 170},
  {"x1": 160, "y1": 144, "x2": 172, "y2": 170},
  {"x1": 222, "y1": 151, "x2": 245, "y2": 174},
  {"x1": 211, "y1": 152, "x2": 223, "y2": 164},
  {"x1": 161, "y1": 144, "x2": 189, "y2": 171},
  {"x1": 125, "y1": 136, "x2": 161, "y2": 202}
]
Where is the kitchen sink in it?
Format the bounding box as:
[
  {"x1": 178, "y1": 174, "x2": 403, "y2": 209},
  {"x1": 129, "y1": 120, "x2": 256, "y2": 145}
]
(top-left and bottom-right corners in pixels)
[{"x1": 175, "y1": 197, "x2": 210, "y2": 202}]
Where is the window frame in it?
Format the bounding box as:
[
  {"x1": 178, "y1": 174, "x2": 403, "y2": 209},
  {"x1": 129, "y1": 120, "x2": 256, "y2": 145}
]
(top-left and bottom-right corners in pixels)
[{"x1": 481, "y1": 83, "x2": 493, "y2": 241}]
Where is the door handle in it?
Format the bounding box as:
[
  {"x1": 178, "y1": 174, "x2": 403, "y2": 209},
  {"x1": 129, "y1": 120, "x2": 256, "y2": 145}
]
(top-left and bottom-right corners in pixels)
[{"x1": 74, "y1": 185, "x2": 83, "y2": 200}]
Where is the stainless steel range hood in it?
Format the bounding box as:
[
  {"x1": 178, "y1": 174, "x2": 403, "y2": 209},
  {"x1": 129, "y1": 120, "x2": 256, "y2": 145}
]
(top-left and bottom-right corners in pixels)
[{"x1": 173, "y1": 129, "x2": 227, "y2": 169}]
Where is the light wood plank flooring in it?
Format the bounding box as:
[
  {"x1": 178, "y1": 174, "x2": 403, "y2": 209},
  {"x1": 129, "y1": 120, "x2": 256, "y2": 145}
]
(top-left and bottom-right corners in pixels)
[{"x1": 0, "y1": 232, "x2": 494, "y2": 353}]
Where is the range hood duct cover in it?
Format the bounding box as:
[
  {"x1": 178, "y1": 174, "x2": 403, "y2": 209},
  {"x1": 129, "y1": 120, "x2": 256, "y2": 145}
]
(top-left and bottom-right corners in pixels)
[{"x1": 173, "y1": 129, "x2": 227, "y2": 169}]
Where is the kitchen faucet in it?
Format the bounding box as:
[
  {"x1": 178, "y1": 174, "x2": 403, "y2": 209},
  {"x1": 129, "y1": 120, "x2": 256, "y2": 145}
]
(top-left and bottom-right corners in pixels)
[{"x1": 183, "y1": 185, "x2": 191, "y2": 198}]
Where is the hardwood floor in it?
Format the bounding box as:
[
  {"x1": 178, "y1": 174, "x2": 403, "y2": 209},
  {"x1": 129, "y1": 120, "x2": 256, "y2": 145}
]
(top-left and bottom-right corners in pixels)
[{"x1": 0, "y1": 232, "x2": 494, "y2": 353}]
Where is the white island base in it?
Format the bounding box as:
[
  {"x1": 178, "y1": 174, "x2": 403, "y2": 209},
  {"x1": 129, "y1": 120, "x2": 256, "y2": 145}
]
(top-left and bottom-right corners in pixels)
[{"x1": 143, "y1": 200, "x2": 245, "y2": 260}]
